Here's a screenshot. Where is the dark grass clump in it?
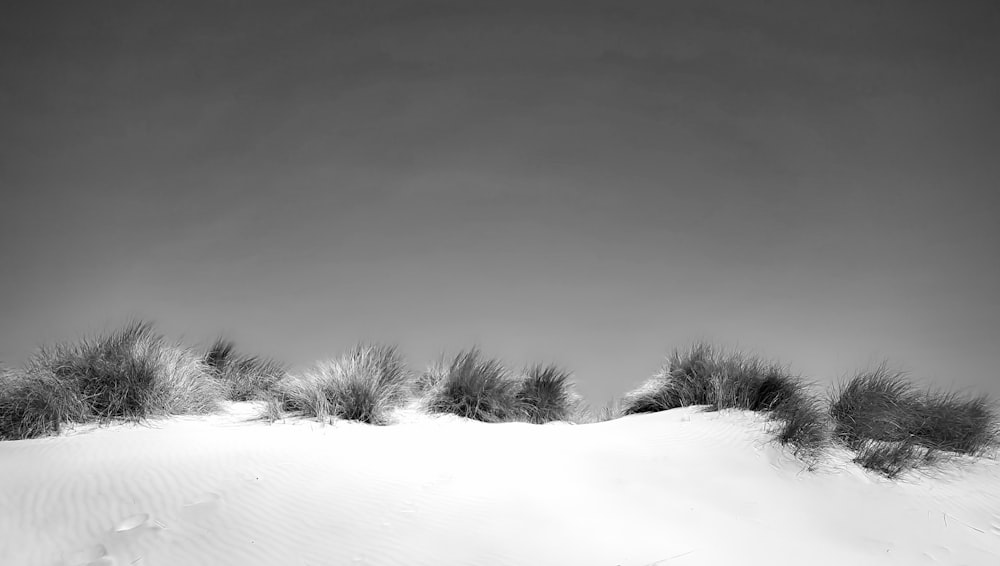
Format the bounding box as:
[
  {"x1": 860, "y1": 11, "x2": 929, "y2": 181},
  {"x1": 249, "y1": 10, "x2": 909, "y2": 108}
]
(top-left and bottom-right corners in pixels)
[
  {"x1": 914, "y1": 392, "x2": 997, "y2": 455},
  {"x1": 28, "y1": 321, "x2": 224, "y2": 423},
  {"x1": 273, "y1": 343, "x2": 411, "y2": 425},
  {"x1": 851, "y1": 439, "x2": 926, "y2": 479},
  {"x1": 204, "y1": 338, "x2": 286, "y2": 402},
  {"x1": 621, "y1": 342, "x2": 829, "y2": 453},
  {"x1": 831, "y1": 364, "x2": 998, "y2": 476},
  {"x1": 515, "y1": 363, "x2": 581, "y2": 424},
  {"x1": 830, "y1": 364, "x2": 922, "y2": 445},
  {"x1": 621, "y1": 343, "x2": 717, "y2": 413},
  {"x1": 424, "y1": 348, "x2": 521, "y2": 422},
  {"x1": 713, "y1": 356, "x2": 804, "y2": 412},
  {"x1": 2, "y1": 321, "x2": 224, "y2": 440},
  {"x1": 621, "y1": 342, "x2": 805, "y2": 413},
  {"x1": 0, "y1": 365, "x2": 88, "y2": 440},
  {"x1": 770, "y1": 391, "x2": 829, "y2": 453}
]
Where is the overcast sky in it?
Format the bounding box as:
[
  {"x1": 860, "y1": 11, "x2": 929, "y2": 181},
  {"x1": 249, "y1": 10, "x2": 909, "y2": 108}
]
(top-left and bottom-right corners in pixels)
[{"x1": 2, "y1": 0, "x2": 998, "y2": 405}]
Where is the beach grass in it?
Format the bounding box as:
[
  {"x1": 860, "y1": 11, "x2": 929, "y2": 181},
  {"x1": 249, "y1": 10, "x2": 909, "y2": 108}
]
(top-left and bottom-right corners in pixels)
[
  {"x1": 205, "y1": 338, "x2": 286, "y2": 402},
  {"x1": 515, "y1": 363, "x2": 580, "y2": 424},
  {"x1": 830, "y1": 364, "x2": 998, "y2": 475},
  {"x1": 424, "y1": 348, "x2": 521, "y2": 422},
  {"x1": 272, "y1": 343, "x2": 411, "y2": 425},
  {"x1": 1, "y1": 321, "x2": 224, "y2": 439},
  {"x1": 621, "y1": 342, "x2": 829, "y2": 453}
]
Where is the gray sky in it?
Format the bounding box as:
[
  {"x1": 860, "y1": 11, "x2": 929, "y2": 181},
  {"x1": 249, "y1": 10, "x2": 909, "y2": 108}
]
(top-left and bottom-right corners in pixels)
[{"x1": 2, "y1": 0, "x2": 999, "y2": 405}]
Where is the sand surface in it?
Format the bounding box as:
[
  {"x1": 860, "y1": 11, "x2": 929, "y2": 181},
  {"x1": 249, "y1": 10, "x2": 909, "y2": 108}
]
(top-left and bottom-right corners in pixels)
[{"x1": 2, "y1": 404, "x2": 999, "y2": 566}]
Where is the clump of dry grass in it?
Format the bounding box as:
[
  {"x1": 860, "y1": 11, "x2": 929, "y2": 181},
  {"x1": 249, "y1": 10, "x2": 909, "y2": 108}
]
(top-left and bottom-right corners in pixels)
[
  {"x1": 0, "y1": 365, "x2": 87, "y2": 440},
  {"x1": 621, "y1": 343, "x2": 717, "y2": 413},
  {"x1": 1, "y1": 321, "x2": 224, "y2": 440},
  {"x1": 770, "y1": 390, "x2": 828, "y2": 455},
  {"x1": 424, "y1": 348, "x2": 522, "y2": 422},
  {"x1": 414, "y1": 357, "x2": 448, "y2": 395},
  {"x1": 830, "y1": 364, "x2": 921, "y2": 445},
  {"x1": 515, "y1": 363, "x2": 581, "y2": 424},
  {"x1": 595, "y1": 399, "x2": 624, "y2": 423},
  {"x1": 850, "y1": 439, "x2": 938, "y2": 479},
  {"x1": 621, "y1": 342, "x2": 829, "y2": 453},
  {"x1": 204, "y1": 338, "x2": 286, "y2": 401},
  {"x1": 272, "y1": 343, "x2": 411, "y2": 425},
  {"x1": 830, "y1": 364, "x2": 998, "y2": 476},
  {"x1": 622, "y1": 343, "x2": 805, "y2": 413},
  {"x1": 33, "y1": 321, "x2": 223, "y2": 421},
  {"x1": 915, "y1": 391, "x2": 997, "y2": 455}
]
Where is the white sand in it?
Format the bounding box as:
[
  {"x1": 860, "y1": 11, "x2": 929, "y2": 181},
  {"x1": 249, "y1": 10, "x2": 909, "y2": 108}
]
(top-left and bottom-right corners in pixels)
[{"x1": 2, "y1": 404, "x2": 998, "y2": 566}]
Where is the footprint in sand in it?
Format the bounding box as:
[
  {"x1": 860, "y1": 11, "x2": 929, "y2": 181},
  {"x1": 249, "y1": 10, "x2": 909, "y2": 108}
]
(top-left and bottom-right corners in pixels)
[
  {"x1": 923, "y1": 544, "x2": 952, "y2": 561},
  {"x1": 184, "y1": 491, "x2": 222, "y2": 506},
  {"x1": 180, "y1": 492, "x2": 224, "y2": 522},
  {"x1": 114, "y1": 513, "x2": 150, "y2": 532},
  {"x1": 65, "y1": 543, "x2": 109, "y2": 566},
  {"x1": 112, "y1": 512, "x2": 166, "y2": 538}
]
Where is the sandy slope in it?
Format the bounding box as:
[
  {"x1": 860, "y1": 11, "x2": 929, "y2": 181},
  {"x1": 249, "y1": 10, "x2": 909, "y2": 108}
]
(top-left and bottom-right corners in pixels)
[{"x1": 1, "y1": 404, "x2": 998, "y2": 566}]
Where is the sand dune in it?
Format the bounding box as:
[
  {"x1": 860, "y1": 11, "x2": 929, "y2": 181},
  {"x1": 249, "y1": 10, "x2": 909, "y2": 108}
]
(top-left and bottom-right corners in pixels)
[{"x1": 2, "y1": 405, "x2": 998, "y2": 566}]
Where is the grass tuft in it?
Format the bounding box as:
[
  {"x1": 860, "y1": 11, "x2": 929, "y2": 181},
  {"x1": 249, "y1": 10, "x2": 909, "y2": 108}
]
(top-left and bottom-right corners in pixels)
[
  {"x1": 595, "y1": 399, "x2": 624, "y2": 423},
  {"x1": 621, "y1": 343, "x2": 716, "y2": 413},
  {"x1": 914, "y1": 392, "x2": 997, "y2": 455},
  {"x1": 2, "y1": 321, "x2": 224, "y2": 440},
  {"x1": 414, "y1": 358, "x2": 448, "y2": 395},
  {"x1": 830, "y1": 364, "x2": 998, "y2": 476},
  {"x1": 0, "y1": 365, "x2": 88, "y2": 440},
  {"x1": 31, "y1": 321, "x2": 224, "y2": 422},
  {"x1": 424, "y1": 348, "x2": 521, "y2": 422},
  {"x1": 769, "y1": 388, "x2": 829, "y2": 455},
  {"x1": 273, "y1": 343, "x2": 411, "y2": 425},
  {"x1": 830, "y1": 364, "x2": 921, "y2": 445},
  {"x1": 515, "y1": 363, "x2": 580, "y2": 424},
  {"x1": 204, "y1": 338, "x2": 286, "y2": 401},
  {"x1": 851, "y1": 439, "x2": 925, "y2": 479},
  {"x1": 621, "y1": 342, "x2": 828, "y2": 453}
]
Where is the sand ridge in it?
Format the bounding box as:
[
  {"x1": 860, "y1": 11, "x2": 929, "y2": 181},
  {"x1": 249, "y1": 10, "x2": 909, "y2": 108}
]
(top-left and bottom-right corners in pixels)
[{"x1": 1, "y1": 405, "x2": 999, "y2": 566}]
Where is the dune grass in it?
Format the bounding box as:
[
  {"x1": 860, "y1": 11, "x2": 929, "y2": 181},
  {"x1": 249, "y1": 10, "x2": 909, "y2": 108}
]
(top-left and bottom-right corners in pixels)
[
  {"x1": 34, "y1": 321, "x2": 224, "y2": 421},
  {"x1": 621, "y1": 343, "x2": 716, "y2": 413},
  {"x1": 830, "y1": 364, "x2": 998, "y2": 476},
  {"x1": 414, "y1": 358, "x2": 448, "y2": 395},
  {"x1": 914, "y1": 391, "x2": 997, "y2": 454},
  {"x1": 204, "y1": 338, "x2": 286, "y2": 402},
  {"x1": 424, "y1": 348, "x2": 522, "y2": 422},
  {"x1": 621, "y1": 343, "x2": 802, "y2": 412},
  {"x1": 5, "y1": 321, "x2": 996, "y2": 481},
  {"x1": 0, "y1": 365, "x2": 88, "y2": 440},
  {"x1": 272, "y1": 343, "x2": 411, "y2": 425},
  {"x1": 594, "y1": 399, "x2": 625, "y2": 423},
  {"x1": 850, "y1": 439, "x2": 933, "y2": 479},
  {"x1": 515, "y1": 363, "x2": 581, "y2": 424},
  {"x1": 620, "y1": 342, "x2": 828, "y2": 453},
  {"x1": 420, "y1": 355, "x2": 580, "y2": 424},
  {"x1": 770, "y1": 390, "x2": 828, "y2": 453},
  {"x1": 1, "y1": 321, "x2": 224, "y2": 440},
  {"x1": 830, "y1": 364, "x2": 921, "y2": 445}
]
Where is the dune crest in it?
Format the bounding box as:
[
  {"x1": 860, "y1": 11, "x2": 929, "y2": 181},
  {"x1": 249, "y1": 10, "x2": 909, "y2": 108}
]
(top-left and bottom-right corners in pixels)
[{"x1": 1, "y1": 405, "x2": 998, "y2": 566}]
